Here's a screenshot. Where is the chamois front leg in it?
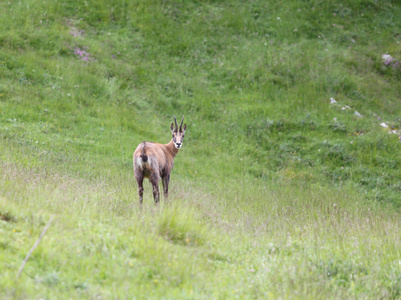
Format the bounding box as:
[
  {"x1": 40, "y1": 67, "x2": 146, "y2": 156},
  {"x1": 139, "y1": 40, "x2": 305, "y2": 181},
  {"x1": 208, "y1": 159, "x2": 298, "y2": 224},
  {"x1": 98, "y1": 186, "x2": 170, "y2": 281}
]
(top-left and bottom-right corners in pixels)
[
  {"x1": 150, "y1": 173, "x2": 160, "y2": 204},
  {"x1": 162, "y1": 174, "x2": 170, "y2": 200}
]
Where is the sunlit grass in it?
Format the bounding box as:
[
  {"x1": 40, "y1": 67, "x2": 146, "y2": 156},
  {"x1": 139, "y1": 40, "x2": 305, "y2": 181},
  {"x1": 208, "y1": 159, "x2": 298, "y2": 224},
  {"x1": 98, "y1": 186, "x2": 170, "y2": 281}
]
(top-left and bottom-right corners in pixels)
[{"x1": 1, "y1": 143, "x2": 401, "y2": 299}]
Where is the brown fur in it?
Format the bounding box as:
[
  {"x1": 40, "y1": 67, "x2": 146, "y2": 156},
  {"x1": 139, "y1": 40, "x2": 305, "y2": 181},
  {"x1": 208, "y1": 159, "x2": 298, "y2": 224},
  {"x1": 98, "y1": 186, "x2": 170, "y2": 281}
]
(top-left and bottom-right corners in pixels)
[{"x1": 133, "y1": 116, "x2": 186, "y2": 205}]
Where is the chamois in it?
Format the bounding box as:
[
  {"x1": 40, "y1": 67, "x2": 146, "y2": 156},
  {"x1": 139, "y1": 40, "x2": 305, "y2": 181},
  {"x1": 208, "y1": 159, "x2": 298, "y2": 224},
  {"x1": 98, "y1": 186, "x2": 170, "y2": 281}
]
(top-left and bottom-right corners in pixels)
[{"x1": 133, "y1": 116, "x2": 187, "y2": 205}]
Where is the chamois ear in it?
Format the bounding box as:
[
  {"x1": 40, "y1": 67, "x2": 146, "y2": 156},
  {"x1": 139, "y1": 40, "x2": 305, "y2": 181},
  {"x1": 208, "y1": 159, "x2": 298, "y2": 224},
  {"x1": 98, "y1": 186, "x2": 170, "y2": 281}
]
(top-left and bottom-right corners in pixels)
[
  {"x1": 183, "y1": 124, "x2": 187, "y2": 132},
  {"x1": 170, "y1": 122, "x2": 175, "y2": 132}
]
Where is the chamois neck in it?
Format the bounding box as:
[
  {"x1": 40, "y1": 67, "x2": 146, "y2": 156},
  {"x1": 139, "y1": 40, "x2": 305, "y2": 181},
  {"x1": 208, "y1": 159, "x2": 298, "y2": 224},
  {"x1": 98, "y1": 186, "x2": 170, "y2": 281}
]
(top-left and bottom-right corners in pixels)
[{"x1": 166, "y1": 139, "x2": 179, "y2": 157}]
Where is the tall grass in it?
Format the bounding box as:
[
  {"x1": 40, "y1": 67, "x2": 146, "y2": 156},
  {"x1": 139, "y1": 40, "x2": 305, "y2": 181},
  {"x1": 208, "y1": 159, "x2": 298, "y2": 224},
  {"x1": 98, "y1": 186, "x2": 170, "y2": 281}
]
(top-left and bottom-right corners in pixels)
[{"x1": 1, "y1": 140, "x2": 401, "y2": 299}]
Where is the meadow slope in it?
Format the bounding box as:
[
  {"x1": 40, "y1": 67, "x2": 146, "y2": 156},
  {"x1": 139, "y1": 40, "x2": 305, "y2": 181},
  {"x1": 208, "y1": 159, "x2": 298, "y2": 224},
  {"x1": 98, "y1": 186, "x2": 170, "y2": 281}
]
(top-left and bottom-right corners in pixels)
[{"x1": 1, "y1": 0, "x2": 401, "y2": 299}]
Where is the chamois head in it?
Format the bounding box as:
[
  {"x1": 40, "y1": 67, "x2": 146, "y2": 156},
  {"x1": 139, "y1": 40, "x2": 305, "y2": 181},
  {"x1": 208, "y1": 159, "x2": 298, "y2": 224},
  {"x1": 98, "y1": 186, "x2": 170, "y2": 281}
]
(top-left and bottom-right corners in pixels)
[{"x1": 170, "y1": 116, "x2": 187, "y2": 149}]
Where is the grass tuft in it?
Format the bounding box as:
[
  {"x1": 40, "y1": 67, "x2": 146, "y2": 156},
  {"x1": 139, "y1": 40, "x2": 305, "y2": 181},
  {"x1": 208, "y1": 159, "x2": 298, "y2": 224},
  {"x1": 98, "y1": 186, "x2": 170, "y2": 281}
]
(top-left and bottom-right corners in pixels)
[{"x1": 157, "y1": 206, "x2": 206, "y2": 247}]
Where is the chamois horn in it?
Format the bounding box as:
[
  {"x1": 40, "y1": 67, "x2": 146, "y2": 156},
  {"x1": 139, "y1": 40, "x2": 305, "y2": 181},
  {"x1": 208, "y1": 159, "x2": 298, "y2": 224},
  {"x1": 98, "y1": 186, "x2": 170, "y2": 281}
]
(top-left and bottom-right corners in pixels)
[{"x1": 180, "y1": 116, "x2": 184, "y2": 131}]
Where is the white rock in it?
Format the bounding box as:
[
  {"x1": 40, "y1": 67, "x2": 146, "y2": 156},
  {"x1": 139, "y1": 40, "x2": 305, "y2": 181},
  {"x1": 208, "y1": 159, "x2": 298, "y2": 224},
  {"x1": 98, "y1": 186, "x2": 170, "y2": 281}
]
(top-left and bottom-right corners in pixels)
[
  {"x1": 354, "y1": 111, "x2": 362, "y2": 117},
  {"x1": 380, "y1": 122, "x2": 389, "y2": 128},
  {"x1": 330, "y1": 97, "x2": 337, "y2": 104}
]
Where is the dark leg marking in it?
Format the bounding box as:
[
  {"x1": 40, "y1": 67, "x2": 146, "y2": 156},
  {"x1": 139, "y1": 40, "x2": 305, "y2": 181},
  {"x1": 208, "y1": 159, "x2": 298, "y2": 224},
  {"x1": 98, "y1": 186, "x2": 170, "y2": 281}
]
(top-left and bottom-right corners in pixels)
[
  {"x1": 136, "y1": 175, "x2": 144, "y2": 205},
  {"x1": 162, "y1": 174, "x2": 170, "y2": 200},
  {"x1": 150, "y1": 174, "x2": 160, "y2": 204}
]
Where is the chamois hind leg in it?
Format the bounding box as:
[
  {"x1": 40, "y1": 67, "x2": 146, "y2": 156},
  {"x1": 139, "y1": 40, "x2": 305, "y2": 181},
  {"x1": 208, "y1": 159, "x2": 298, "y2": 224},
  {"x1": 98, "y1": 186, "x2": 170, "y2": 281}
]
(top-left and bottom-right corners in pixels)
[
  {"x1": 135, "y1": 174, "x2": 144, "y2": 205},
  {"x1": 150, "y1": 173, "x2": 160, "y2": 204},
  {"x1": 162, "y1": 174, "x2": 170, "y2": 200}
]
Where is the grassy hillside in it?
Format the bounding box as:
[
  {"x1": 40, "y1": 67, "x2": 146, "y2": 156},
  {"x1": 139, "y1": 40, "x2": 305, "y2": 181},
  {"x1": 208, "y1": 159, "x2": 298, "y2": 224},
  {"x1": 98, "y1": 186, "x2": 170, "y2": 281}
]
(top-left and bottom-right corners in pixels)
[{"x1": 1, "y1": 0, "x2": 401, "y2": 298}]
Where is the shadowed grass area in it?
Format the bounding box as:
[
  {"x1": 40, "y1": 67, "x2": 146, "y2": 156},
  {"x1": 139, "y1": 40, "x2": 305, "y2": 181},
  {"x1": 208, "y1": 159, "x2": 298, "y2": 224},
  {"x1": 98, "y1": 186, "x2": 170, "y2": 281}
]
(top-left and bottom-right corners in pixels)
[{"x1": 1, "y1": 2, "x2": 401, "y2": 204}]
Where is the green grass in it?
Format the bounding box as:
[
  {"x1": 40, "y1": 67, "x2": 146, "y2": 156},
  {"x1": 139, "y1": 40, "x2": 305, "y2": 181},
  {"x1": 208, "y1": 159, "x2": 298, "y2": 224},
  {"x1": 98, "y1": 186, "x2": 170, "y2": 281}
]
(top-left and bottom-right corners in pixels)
[
  {"x1": 1, "y1": 0, "x2": 401, "y2": 298},
  {"x1": 2, "y1": 144, "x2": 401, "y2": 299}
]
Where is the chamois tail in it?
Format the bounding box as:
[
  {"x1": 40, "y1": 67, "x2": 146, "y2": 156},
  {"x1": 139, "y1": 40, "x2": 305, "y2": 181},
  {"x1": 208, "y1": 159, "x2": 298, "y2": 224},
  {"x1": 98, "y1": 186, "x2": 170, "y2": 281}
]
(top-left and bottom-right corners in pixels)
[{"x1": 140, "y1": 142, "x2": 148, "y2": 162}]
